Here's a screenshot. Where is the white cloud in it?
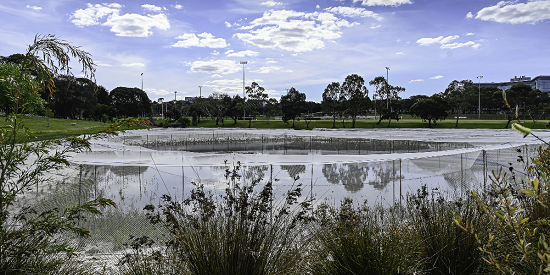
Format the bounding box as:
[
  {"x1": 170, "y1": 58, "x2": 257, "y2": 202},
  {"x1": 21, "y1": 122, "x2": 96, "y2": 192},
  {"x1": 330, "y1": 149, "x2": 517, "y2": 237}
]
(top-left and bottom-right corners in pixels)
[
  {"x1": 395, "y1": 52, "x2": 405, "y2": 55},
  {"x1": 225, "y1": 22, "x2": 232, "y2": 28},
  {"x1": 103, "y1": 13, "x2": 170, "y2": 37},
  {"x1": 142, "y1": 4, "x2": 163, "y2": 12},
  {"x1": 416, "y1": 35, "x2": 459, "y2": 46},
  {"x1": 325, "y1": 6, "x2": 383, "y2": 20},
  {"x1": 465, "y1": 32, "x2": 475, "y2": 36},
  {"x1": 370, "y1": 24, "x2": 381, "y2": 29},
  {"x1": 226, "y1": 50, "x2": 259, "y2": 57},
  {"x1": 353, "y1": 0, "x2": 412, "y2": 7},
  {"x1": 252, "y1": 66, "x2": 292, "y2": 73},
  {"x1": 440, "y1": 41, "x2": 478, "y2": 49},
  {"x1": 174, "y1": 4, "x2": 183, "y2": 10},
  {"x1": 409, "y1": 79, "x2": 424, "y2": 83},
  {"x1": 71, "y1": 3, "x2": 122, "y2": 27},
  {"x1": 261, "y1": 1, "x2": 284, "y2": 7},
  {"x1": 71, "y1": 3, "x2": 170, "y2": 37},
  {"x1": 146, "y1": 88, "x2": 171, "y2": 96},
  {"x1": 430, "y1": 75, "x2": 444, "y2": 79},
  {"x1": 316, "y1": 5, "x2": 320, "y2": 9},
  {"x1": 266, "y1": 60, "x2": 278, "y2": 63},
  {"x1": 466, "y1": 12, "x2": 473, "y2": 18},
  {"x1": 26, "y1": 5, "x2": 41, "y2": 11},
  {"x1": 95, "y1": 61, "x2": 113, "y2": 67},
  {"x1": 188, "y1": 60, "x2": 240, "y2": 74},
  {"x1": 171, "y1": 33, "x2": 229, "y2": 48},
  {"x1": 234, "y1": 9, "x2": 370, "y2": 52},
  {"x1": 211, "y1": 74, "x2": 223, "y2": 78},
  {"x1": 476, "y1": 0, "x2": 550, "y2": 24},
  {"x1": 206, "y1": 78, "x2": 264, "y2": 95},
  {"x1": 122, "y1": 63, "x2": 146, "y2": 67},
  {"x1": 212, "y1": 50, "x2": 220, "y2": 55}
]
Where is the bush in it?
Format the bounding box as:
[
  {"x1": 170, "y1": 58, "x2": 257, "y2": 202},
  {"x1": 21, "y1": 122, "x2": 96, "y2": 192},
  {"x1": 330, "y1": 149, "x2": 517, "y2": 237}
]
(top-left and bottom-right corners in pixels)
[{"x1": 176, "y1": 117, "x2": 191, "y2": 128}]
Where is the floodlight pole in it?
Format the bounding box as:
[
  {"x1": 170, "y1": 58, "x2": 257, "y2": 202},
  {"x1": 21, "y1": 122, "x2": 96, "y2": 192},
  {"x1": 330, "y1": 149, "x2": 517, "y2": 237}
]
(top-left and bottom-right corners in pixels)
[
  {"x1": 141, "y1": 73, "x2": 143, "y2": 90},
  {"x1": 174, "y1": 91, "x2": 177, "y2": 111},
  {"x1": 385, "y1": 67, "x2": 390, "y2": 109},
  {"x1": 198, "y1": 86, "x2": 203, "y2": 98},
  {"x1": 477, "y1": 76, "x2": 483, "y2": 120},
  {"x1": 240, "y1": 61, "x2": 248, "y2": 121}
]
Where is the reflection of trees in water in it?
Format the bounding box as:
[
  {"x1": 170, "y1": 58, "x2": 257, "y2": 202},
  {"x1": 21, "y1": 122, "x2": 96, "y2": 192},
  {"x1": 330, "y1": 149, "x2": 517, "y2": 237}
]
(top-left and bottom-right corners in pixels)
[
  {"x1": 281, "y1": 165, "x2": 306, "y2": 180},
  {"x1": 322, "y1": 163, "x2": 370, "y2": 192},
  {"x1": 107, "y1": 166, "x2": 149, "y2": 177},
  {"x1": 244, "y1": 165, "x2": 269, "y2": 182},
  {"x1": 366, "y1": 161, "x2": 403, "y2": 190}
]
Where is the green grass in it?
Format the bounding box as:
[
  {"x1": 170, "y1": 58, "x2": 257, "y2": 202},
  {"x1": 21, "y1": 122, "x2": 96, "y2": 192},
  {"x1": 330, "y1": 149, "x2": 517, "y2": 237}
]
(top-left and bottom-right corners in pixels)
[
  {"x1": 3, "y1": 115, "x2": 548, "y2": 142},
  {"x1": 1, "y1": 116, "x2": 144, "y2": 141},
  {"x1": 195, "y1": 116, "x2": 550, "y2": 130}
]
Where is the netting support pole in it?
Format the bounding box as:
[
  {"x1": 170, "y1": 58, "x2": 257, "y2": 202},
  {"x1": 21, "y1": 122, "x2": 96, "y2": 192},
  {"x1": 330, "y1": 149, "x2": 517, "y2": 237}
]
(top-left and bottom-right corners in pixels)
[
  {"x1": 483, "y1": 149, "x2": 487, "y2": 190},
  {"x1": 399, "y1": 159, "x2": 403, "y2": 206},
  {"x1": 94, "y1": 166, "x2": 97, "y2": 198},
  {"x1": 461, "y1": 153, "x2": 464, "y2": 196},
  {"x1": 392, "y1": 160, "x2": 395, "y2": 205},
  {"x1": 139, "y1": 166, "x2": 142, "y2": 199}
]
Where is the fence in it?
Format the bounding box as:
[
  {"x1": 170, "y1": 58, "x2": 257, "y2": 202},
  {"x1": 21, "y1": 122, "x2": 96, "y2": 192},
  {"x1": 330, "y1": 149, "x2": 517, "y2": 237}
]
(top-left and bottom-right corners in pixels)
[{"x1": 24, "y1": 130, "x2": 543, "y2": 271}]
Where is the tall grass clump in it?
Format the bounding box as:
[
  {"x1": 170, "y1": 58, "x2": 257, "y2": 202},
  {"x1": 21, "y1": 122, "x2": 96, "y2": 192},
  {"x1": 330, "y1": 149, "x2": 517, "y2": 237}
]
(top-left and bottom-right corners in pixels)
[
  {"x1": 308, "y1": 198, "x2": 420, "y2": 274},
  {"x1": 407, "y1": 185, "x2": 487, "y2": 274},
  {"x1": 131, "y1": 163, "x2": 314, "y2": 275}
]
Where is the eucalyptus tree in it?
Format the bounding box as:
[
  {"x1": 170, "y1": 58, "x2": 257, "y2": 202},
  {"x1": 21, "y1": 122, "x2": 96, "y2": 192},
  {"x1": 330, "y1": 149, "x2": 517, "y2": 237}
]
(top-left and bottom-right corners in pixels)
[
  {"x1": 442, "y1": 80, "x2": 474, "y2": 128},
  {"x1": 280, "y1": 87, "x2": 306, "y2": 128},
  {"x1": 369, "y1": 76, "x2": 405, "y2": 126},
  {"x1": 410, "y1": 95, "x2": 449, "y2": 128},
  {"x1": 342, "y1": 74, "x2": 369, "y2": 128},
  {"x1": 322, "y1": 82, "x2": 341, "y2": 128},
  {"x1": 246, "y1": 82, "x2": 269, "y2": 116}
]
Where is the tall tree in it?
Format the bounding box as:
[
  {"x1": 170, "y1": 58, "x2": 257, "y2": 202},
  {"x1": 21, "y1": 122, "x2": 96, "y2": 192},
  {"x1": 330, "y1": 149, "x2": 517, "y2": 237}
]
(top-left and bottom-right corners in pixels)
[
  {"x1": 0, "y1": 63, "x2": 45, "y2": 115},
  {"x1": 442, "y1": 80, "x2": 474, "y2": 128},
  {"x1": 342, "y1": 74, "x2": 369, "y2": 128},
  {"x1": 109, "y1": 87, "x2": 152, "y2": 118},
  {"x1": 280, "y1": 87, "x2": 306, "y2": 128},
  {"x1": 410, "y1": 95, "x2": 449, "y2": 128},
  {"x1": 246, "y1": 82, "x2": 269, "y2": 117},
  {"x1": 322, "y1": 82, "x2": 341, "y2": 128},
  {"x1": 497, "y1": 83, "x2": 550, "y2": 128},
  {"x1": 369, "y1": 76, "x2": 405, "y2": 126}
]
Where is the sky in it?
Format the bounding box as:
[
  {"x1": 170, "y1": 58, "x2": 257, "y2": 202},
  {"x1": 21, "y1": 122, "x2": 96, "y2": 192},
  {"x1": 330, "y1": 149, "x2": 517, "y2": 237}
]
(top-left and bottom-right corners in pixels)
[{"x1": 1, "y1": 0, "x2": 550, "y2": 102}]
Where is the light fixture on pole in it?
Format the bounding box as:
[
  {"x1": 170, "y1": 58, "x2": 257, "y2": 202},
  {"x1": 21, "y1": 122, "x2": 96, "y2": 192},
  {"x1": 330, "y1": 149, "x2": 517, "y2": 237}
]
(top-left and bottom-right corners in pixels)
[
  {"x1": 385, "y1": 67, "x2": 390, "y2": 109},
  {"x1": 198, "y1": 86, "x2": 203, "y2": 98},
  {"x1": 240, "y1": 61, "x2": 248, "y2": 121},
  {"x1": 141, "y1": 73, "x2": 143, "y2": 90},
  {"x1": 174, "y1": 91, "x2": 177, "y2": 112},
  {"x1": 158, "y1": 98, "x2": 164, "y2": 119},
  {"x1": 477, "y1": 76, "x2": 483, "y2": 120}
]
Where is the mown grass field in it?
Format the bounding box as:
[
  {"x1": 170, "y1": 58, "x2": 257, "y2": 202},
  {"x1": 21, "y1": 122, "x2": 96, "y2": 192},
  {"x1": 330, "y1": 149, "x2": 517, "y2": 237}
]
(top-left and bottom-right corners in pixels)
[{"x1": 4, "y1": 115, "x2": 548, "y2": 141}]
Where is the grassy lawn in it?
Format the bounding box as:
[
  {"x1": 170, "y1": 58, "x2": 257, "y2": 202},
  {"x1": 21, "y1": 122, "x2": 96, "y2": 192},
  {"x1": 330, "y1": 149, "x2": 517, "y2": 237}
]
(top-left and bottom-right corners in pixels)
[
  {"x1": 3, "y1": 115, "x2": 548, "y2": 141},
  {"x1": 194, "y1": 116, "x2": 550, "y2": 130},
  {"x1": 1, "y1": 116, "x2": 113, "y2": 141}
]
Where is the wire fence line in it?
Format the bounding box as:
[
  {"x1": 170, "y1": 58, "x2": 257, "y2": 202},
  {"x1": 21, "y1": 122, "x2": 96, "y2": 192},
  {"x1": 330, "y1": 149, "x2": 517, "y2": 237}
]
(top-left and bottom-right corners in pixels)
[{"x1": 22, "y1": 131, "x2": 544, "y2": 269}]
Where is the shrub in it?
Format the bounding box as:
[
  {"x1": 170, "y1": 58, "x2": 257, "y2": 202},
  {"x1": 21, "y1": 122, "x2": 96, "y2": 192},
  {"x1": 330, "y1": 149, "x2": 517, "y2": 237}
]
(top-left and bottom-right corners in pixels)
[{"x1": 176, "y1": 117, "x2": 191, "y2": 128}]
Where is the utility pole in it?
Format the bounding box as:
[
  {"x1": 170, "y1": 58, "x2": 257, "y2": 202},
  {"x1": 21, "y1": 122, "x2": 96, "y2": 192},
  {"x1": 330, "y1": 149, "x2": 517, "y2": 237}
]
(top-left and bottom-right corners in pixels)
[
  {"x1": 240, "y1": 61, "x2": 248, "y2": 121},
  {"x1": 385, "y1": 67, "x2": 390, "y2": 109},
  {"x1": 477, "y1": 76, "x2": 483, "y2": 120}
]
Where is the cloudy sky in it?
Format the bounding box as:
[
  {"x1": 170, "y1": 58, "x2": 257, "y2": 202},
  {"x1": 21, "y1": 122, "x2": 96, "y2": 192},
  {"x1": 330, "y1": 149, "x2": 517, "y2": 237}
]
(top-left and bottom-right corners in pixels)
[{"x1": 1, "y1": 0, "x2": 549, "y2": 102}]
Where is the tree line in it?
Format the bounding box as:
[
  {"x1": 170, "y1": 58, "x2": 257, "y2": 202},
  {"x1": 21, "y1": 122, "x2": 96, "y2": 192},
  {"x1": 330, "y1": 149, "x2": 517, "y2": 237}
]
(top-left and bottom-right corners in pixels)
[{"x1": 2, "y1": 53, "x2": 549, "y2": 128}]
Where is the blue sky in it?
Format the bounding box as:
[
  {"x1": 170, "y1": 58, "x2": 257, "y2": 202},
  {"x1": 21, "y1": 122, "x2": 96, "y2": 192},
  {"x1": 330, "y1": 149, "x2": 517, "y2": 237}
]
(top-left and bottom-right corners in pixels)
[{"x1": 1, "y1": 0, "x2": 549, "y2": 102}]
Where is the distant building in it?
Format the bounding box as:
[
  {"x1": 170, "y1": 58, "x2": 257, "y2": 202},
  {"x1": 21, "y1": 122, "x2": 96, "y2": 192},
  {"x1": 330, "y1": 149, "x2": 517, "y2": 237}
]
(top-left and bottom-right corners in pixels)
[{"x1": 478, "y1": 75, "x2": 550, "y2": 92}]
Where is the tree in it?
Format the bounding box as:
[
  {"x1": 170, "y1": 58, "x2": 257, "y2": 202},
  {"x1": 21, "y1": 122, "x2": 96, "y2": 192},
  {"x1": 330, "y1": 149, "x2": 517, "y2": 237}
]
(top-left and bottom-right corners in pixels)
[
  {"x1": 200, "y1": 93, "x2": 231, "y2": 125},
  {"x1": 246, "y1": 82, "x2": 269, "y2": 116},
  {"x1": 0, "y1": 34, "x2": 117, "y2": 273},
  {"x1": 264, "y1": 97, "x2": 279, "y2": 123},
  {"x1": 322, "y1": 82, "x2": 341, "y2": 128},
  {"x1": 369, "y1": 76, "x2": 405, "y2": 126},
  {"x1": 0, "y1": 63, "x2": 45, "y2": 115},
  {"x1": 410, "y1": 95, "x2": 449, "y2": 127},
  {"x1": 495, "y1": 83, "x2": 548, "y2": 129},
  {"x1": 227, "y1": 95, "x2": 245, "y2": 124},
  {"x1": 342, "y1": 74, "x2": 370, "y2": 128},
  {"x1": 46, "y1": 76, "x2": 99, "y2": 119},
  {"x1": 401, "y1": 95, "x2": 429, "y2": 113},
  {"x1": 280, "y1": 87, "x2": 306, "y2": 128},
  {"x1": 109, "y1": 87, "x2": 152, "y2": 118},
  {"x1": 442, "y1": 80, "x2": 475, "y2": 128}
]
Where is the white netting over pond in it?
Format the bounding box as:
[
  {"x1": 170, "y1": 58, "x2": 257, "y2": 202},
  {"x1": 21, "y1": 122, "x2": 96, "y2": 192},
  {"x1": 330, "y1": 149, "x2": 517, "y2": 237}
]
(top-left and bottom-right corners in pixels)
[{"x1": 24, "y1": 128, "x2": 550, "y2": 268}]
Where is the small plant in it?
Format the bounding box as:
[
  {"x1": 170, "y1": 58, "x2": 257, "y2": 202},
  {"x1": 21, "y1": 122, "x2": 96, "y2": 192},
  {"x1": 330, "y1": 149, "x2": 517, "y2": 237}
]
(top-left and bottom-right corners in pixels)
[
  {"x1": 310, "y1": 198, "x2": 420, "y2": 275},
  {"x1": 137, "y1": 162, "x2": 313, "y2": 275}
]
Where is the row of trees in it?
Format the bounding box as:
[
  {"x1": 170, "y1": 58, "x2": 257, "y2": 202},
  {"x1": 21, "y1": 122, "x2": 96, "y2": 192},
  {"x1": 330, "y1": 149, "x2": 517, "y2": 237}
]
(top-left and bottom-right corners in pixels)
[{"x1": 3, "y1": 51, "x2": 549, "y2": 128}]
